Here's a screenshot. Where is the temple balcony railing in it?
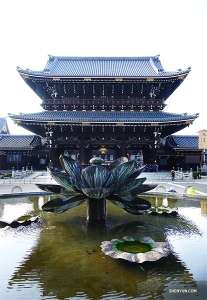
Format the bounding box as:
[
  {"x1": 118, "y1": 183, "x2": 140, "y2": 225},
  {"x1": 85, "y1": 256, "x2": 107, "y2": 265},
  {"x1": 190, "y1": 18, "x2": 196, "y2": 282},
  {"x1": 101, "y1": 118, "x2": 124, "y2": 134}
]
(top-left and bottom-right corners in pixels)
[{"x1": 41, "y1": 97, "x2": 165, "y2": 106}]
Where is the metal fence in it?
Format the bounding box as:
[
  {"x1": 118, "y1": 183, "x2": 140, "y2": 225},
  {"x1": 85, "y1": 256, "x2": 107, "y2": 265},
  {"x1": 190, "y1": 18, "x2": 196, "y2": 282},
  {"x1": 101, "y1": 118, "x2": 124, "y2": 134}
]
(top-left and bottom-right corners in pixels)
[{"x1": 0, "y1": 177, "x2": 55, "y2": 185}]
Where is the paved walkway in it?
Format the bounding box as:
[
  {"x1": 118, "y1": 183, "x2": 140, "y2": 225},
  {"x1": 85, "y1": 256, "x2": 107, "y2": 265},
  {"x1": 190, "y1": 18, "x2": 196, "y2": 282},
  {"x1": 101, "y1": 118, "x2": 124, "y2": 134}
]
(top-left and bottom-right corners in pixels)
[
  {"x1": 0, "y1": 171, "x2": 207, "y2": 200},
  {"x1": 144, "y1": 172, "x2": 207, "y2": 198},
  {"x1": 0, "y1": 172, "x2": 54, "y2": 197}
]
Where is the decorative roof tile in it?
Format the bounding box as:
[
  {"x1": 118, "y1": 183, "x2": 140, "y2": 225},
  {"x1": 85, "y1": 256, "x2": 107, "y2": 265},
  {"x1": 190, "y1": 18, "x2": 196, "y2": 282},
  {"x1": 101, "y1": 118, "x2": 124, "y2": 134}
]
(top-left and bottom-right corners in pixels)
[
  {"x1": 16, "y1": 55, "x2": 191, "y2": 78},
  {"x1": 9, "y1": 111, "x2": 199, "y2": 123},
  {"x1": 0, "y1": 135, "x2": 41, "y2": 150}
]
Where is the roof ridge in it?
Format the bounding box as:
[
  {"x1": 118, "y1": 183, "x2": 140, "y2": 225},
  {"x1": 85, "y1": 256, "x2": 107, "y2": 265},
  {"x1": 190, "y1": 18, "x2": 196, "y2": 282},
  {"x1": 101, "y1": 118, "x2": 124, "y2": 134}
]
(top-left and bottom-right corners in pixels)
[
  {"x1": 16, "y1": 55, "x2": 191, "y2": 78},
  {"x1": 48, "y1": 55, "x2": 160, "y2": 61}
]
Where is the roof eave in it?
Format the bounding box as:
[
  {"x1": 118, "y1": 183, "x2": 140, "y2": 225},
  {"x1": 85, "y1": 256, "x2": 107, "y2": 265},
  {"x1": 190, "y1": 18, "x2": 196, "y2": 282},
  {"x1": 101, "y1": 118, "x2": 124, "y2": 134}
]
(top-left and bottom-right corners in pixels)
[
  {"x1": 9, "y1": 118, "x2": 197, "y2": 125},
  {"x1": 0, "y1": 147, "x2": 35, "y2": 150},
  {"x1": 173, "y1": 148, "x2": 200, "y2": 151},
  {"x1": 17, "y1": 72, "x2": 190, "y2": 80}
]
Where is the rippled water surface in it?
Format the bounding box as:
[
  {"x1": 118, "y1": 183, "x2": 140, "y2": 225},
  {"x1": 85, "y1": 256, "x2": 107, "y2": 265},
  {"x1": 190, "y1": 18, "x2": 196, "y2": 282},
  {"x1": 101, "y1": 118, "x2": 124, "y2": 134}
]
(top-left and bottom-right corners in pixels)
[{"x1": 0, "y1": 195, "x2": 207, "y2": 299}]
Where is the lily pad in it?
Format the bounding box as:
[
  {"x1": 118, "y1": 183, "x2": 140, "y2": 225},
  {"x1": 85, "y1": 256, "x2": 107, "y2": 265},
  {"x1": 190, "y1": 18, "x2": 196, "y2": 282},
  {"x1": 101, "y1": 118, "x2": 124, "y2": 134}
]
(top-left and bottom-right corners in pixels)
[{"x1": 101, "y1": 236, "x2": 171, "y2": 263}]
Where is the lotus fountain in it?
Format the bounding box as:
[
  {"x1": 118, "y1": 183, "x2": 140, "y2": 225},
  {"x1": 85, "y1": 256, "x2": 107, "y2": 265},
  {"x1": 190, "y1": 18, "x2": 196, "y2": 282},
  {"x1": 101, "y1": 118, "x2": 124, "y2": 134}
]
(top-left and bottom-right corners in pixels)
[
  {"x1": 36, "y1": 155, "x2": 156, "y2": 223},
  {"x1": 36, "y1": 155, "x2": 157, "y2": 224},
  {"x1": 1, "y1": 157, "x2": 207, "y2": 298},
  {"x1": 35, "y1": 155, "x2": 173, "y2": 262}
]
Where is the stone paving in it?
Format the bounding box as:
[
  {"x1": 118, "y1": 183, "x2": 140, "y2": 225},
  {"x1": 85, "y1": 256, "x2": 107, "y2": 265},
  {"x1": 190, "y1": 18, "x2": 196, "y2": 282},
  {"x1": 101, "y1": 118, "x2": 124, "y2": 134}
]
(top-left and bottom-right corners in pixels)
[
  {"x1": 0, "y1": 172, "x2": 54, "y2": 197},
  {"x1": 144, "y1": 172, "x2": 207, "y2": 198}
]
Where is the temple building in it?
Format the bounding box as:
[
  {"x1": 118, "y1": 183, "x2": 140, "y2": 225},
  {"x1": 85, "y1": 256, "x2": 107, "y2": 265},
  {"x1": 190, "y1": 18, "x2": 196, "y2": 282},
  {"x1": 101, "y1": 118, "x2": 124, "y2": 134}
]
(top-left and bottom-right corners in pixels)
[
  {"x1": 8, "y1": 55, "x2": 199, "y2": 169},
  {"x1": 0, "y1": 134, "x2": 44, "y2": 171}
]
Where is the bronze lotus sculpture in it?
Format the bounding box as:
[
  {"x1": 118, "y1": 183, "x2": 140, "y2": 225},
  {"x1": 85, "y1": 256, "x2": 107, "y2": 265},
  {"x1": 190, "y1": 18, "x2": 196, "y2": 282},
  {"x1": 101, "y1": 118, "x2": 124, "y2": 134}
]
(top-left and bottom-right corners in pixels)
[{"x1": 36, "y1": 155, "x2": 157, "y2": 222}]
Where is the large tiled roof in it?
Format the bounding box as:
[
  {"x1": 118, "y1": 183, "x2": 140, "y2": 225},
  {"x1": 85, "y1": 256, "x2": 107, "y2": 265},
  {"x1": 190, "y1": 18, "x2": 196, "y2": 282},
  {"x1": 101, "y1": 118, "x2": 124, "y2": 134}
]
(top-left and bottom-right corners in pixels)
[
  {"x1": 16, "y1": 55, "x2": 191, "y2": 78},
  {"x1": 167, "y1": 135, "x2": 199, "y2": 149},
  {"x1": 0, "y1": 135, "x2": 41, "y2": 150},
  {"x1": 9, "y1": 111, "x2": 199, "y2": 124},
  {"x1": 9, "y1": 111, "x2": 198, "y2": 123}
]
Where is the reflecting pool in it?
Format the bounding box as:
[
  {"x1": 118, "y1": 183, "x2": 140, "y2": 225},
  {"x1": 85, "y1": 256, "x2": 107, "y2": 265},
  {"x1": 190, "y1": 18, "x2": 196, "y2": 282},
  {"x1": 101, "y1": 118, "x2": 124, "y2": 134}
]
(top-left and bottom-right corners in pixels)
[{"x1": 0, "y1": 195, "x2": 207, "y2": 299}]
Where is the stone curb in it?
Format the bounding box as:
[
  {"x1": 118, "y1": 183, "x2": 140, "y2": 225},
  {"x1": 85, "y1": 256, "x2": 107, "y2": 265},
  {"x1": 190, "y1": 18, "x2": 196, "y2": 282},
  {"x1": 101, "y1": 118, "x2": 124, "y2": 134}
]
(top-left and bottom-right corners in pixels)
[
  {"x1": 0, "y1": 191, "x2": 51, "y2": 199},
  {"x1": 140, "y1": 191, "x2": 207, "y2": 200}
]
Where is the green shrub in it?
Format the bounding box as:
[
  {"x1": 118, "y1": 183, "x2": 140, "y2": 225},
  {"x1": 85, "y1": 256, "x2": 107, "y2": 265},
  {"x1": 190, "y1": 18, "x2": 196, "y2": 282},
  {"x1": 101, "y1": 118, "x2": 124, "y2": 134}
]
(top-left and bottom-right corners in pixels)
[
  {"x1": 3, "y1": 173, "x2": 12, "y2": 178},
  {"x1": 193, "y1": 172, "x2": 206, "y2": 179}
]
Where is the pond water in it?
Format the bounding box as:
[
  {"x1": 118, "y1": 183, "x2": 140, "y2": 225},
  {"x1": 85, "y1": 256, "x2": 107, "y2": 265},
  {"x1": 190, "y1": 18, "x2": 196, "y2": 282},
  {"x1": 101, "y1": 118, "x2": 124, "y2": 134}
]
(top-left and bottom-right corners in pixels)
[{"x1": 0, "y1": 195, "x2": 207, "y2": 300}]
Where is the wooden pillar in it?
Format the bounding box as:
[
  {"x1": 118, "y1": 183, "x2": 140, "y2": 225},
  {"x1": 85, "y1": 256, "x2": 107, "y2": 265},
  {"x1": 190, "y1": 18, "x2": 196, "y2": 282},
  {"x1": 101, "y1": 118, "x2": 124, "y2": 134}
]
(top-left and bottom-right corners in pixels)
[
  {"x1": 48, "y1": 132, "x2": 54, "y2": 168},
  {"x1": 80, "y1": 135, "x2": 85, "y2": 164},
  {"x1": 122, "y1": 135, "x2": 127, "y2": 157},
  {"x1": 153, "y1": 145, "x2": 157, "y2": 163}
]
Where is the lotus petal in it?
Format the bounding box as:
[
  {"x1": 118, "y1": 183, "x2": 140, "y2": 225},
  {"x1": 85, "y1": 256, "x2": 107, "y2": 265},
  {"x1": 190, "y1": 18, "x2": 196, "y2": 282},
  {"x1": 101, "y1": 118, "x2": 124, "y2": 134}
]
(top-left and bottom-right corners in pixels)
[
  {"x1": 35, "y1": 183, "x2": 50, "y2": 192},
  {"x1": 126, "y1": 184, "x2": 157, "y2": 196},
  {"x1": 52, "y1": 200, "x2": 84, "y2": 214},
  {"x1": 122, "y1": 209, "x2": 146, "y2": 215},
  {"x1": 128, "y1": 165, "x2": 146, "y2": 179},
  {"x1": 0, "y1": 221, "x2": 9, "y2": 228},
  {"x1": 81, "y1": 165, "x2": 114, "y2": 188},
  {"x1": 122, "y1": 198, "x2": 151, "y2": 212},
  {"x1": 42, "y1": 194, "x2": 86, "y2": 213},
  {"x1": 109, "y1": 199, "x2": 146, "y2": 214},
  {"x1": 81, "y1": 187, "x2": 114, "y2": 199},
  {"x1": 108, "y1": 200, "x2": 126, "y2": 209},
  {"x1": 35, "y1": 183, "x2": 69, "y2": 194},
  {"x1": 117, "y1": 182, "x2": 156, "y2": 197},
  {"x1": 106, "y1": 194, "x2": 123, "y2": 201},
  {"x1": 110, "y1": 196, "x2": 151, "y2": 211},
  {"x1": 114, "y1": 177, "x2": 146, "y2": 195},
  {"x1": 0, "y1": 217, "x2": 41, "y2": 228},
  {"x1": 108, "y1": 157, "x2": 128, "y2": 170},
  {"x1": 47, "y1": 168, "x2": 81, "y2": 194},
  {"x1": 111, "y1": 159, "x2": 137, "y2": 183},
  {"x1": 59, "y1": 154, "x2": 82, "y2": 180}
]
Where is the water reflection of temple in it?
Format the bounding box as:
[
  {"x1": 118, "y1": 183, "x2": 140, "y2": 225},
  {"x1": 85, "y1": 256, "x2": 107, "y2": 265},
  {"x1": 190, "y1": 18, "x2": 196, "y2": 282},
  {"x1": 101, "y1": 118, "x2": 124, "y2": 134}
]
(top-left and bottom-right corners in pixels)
[
  {"x1": 1, "y1": 196, "x2": 203, "y2": 299},
  {"x1": 8, "y1": 216, "x2": 198, "y2": 300}
]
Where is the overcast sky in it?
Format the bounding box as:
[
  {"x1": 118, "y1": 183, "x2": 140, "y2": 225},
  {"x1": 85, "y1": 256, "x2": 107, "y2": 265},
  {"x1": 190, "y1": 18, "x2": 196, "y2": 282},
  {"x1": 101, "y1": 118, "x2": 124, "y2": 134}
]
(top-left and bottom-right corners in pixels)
[{"x1": 0, "y1": 0, "x2": 206, "y2": 135}]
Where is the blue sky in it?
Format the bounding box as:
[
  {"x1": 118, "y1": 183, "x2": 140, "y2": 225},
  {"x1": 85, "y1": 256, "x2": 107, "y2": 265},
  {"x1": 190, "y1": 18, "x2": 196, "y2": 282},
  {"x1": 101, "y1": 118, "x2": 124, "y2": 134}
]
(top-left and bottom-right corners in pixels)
[{"x1": 0, "y1": 0, "x2": 206, "y2": 135}]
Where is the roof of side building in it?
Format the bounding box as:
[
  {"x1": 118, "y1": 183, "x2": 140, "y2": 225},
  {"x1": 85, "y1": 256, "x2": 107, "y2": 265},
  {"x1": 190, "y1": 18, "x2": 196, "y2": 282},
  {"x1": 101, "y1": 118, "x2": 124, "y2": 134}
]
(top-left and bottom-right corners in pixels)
[
  {"x1": 167, "y1": 135, "x2": 199, "y2": 149},
  {"x1": 0, "y1": 135, "x2": 41, "y2": 150}
]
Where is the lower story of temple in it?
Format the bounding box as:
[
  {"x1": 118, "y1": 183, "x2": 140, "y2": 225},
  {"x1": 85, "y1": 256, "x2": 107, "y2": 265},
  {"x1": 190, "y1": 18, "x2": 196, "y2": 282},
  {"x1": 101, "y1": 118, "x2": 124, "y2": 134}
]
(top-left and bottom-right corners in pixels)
[{"x1": 0, "y1": 137, "x2": 202, "y2": 172}]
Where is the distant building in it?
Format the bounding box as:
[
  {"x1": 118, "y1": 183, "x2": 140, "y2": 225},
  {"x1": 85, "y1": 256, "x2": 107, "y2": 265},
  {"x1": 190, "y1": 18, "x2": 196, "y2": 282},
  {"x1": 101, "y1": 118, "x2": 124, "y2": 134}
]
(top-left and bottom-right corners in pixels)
[
  {"x1": 0, "y1": 134, "x2": 46, "y2": 171},
  {"x1": 158, "y1": 135, "x2": 201, "y2": 171},
  {"x1": 0, "y1": 118, "x2": 10, "y2": 134}
]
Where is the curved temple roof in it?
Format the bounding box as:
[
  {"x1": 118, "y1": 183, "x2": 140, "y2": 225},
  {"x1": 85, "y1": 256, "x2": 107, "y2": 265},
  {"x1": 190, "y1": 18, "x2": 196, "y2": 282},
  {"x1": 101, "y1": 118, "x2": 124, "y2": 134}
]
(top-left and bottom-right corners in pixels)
[
  {"x1": 16, "y1": 55, "x2": 191, "y2": 78},
  {"x1": 0, "y1": 135, "x2": 41, "y2": 150},
  {"x1": 9, "y1": 111, "x2": 198, "y2": 124},
  {"x1": 167, "y1": 135, "x2": 199, "y2": 150}
]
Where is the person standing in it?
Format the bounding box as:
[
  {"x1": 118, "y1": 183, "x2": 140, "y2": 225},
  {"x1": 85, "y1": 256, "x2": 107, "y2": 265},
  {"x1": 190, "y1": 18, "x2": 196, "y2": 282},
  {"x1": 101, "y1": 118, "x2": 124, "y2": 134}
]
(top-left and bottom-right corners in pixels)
[{"x1": 171, "y1": 167, "x2": 175, "y2": 181}]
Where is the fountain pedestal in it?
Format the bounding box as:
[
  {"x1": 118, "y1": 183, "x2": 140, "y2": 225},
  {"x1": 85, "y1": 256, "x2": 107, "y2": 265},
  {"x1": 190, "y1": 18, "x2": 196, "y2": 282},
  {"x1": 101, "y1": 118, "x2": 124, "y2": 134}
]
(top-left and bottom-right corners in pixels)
[{"x1": 86, "y1": 198, "x2": 106, "y2": 224}]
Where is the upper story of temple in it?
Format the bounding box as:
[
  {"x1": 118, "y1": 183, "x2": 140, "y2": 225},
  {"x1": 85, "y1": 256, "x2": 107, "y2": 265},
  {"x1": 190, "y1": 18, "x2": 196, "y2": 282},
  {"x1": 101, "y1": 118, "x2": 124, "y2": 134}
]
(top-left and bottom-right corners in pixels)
[{"x1": 16, "y1": 55, "x2": 191, "y2": 112}]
